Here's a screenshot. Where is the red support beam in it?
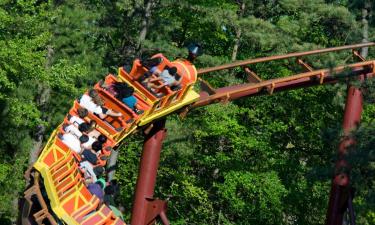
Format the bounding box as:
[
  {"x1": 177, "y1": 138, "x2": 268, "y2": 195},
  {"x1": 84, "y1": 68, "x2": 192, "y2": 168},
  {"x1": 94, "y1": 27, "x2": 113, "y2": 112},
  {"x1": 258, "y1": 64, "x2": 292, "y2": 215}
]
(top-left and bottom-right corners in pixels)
[
  {"x1": 325, "y1": 79, "x2": 364, "y2": 225},
  {"x1": 131, "y1": 119, "x2": 170, "y2": 225}
]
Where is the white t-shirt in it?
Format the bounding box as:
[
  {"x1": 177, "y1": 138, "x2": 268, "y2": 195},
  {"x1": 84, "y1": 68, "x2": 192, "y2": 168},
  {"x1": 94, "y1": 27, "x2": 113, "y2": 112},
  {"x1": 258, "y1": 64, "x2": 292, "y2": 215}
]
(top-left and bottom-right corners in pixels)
[
  {"x1": 64, "y1": 124, "x2": 82, "y2": 137},
  {"x1": 80, "y1": 95, "x2": 103, "y2": 115},
  {"x1": 61, "y1": 133, "x2": 82, "y2": 153},
  {"x1": 69, "y1": 116, "x2": 85, "y2": 126},
  {"x1": 80, "y1": 161, "x2": 97, "y2": 182},
  {"x1": 160, "y1": 69, "x2": 176, "y2": 86}
]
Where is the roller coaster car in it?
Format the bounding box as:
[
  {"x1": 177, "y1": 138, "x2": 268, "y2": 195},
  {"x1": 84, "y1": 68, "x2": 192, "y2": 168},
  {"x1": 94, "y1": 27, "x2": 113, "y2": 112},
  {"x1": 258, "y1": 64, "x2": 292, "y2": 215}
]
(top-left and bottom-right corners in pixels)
[{"x1": 26, "y1": 54, "x2": 200, "y2": 225}]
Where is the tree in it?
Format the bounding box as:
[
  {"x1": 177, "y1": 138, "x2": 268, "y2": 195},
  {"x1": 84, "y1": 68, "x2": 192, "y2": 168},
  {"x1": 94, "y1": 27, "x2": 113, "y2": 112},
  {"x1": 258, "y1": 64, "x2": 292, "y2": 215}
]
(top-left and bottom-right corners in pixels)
[
  {"x1": 0, "y1": 0, "x2": 52, "y2": 222},
  {"x1": 0, "y1": 0, "x2": 373, "y2": 224}
]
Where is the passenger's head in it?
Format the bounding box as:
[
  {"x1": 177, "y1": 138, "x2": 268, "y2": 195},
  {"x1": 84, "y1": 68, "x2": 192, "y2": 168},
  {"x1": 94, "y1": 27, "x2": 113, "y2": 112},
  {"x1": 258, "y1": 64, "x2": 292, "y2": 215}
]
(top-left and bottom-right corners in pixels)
[
  {"x1": 91, "y1": 90, "x2": 104, "y2": 106},
  {"x1": 79, "y1": 134, "x2": 89, "y2": 144},
  {"x1": 93, "y1": 166, "x2": 104, "y2": 177},
  {"x1": 62, "y1": 123, "x2": 69, "y2": 131},
  {"x1": 88, "y1": 89, "x2": 99, "y2": 98},
  {"x1": 168, "y1": 67, "x2": 177, "y2": 76},
  {"x1": 78, "y1": 122, "x2": 90, "y2": 133},
  {"x1": 174, "y1": 73, "x2": 181, "y2": 80},
  {"x1": 96, "y1": 178, "x2": 106, "y2": 190},
  {"x1": 126, "y1": 86, "x2": 135, "y2": 96},
  {"x1": 92, "y1": 141, "x2": 103, "y2": 152},
  {"x1": 98, "y1": 134, "x2": 107, "y2": 143},
  {"x1": 77, "y1": 107, "x2": 88, "y2": 118}
]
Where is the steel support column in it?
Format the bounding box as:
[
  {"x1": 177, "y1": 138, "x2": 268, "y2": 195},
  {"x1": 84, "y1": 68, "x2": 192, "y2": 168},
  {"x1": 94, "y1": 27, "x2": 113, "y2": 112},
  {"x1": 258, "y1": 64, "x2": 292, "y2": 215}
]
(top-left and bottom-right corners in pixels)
[
  {"x1": 131, "y1": 119, "x2": 169, "y2": 225},
  {"x1": 326, "y1": 82, "x2": 364, "y2": 225}
]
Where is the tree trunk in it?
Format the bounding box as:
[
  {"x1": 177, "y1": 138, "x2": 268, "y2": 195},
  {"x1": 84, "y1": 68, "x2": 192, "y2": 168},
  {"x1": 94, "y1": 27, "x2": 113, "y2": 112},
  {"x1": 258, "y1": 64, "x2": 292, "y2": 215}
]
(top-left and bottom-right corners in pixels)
[
  {"x1": 28, "y1": 46, "x2": 53, "y2": 166},
  {"x1": 28, "y1": 88, "x2": 50, "y2": 166},
  {"x1": 231, "y1": 1, "x2": 245, "y2": 61},
  {"x1": 361, "y1": 2, "x2": 370, "y2": 58},
  {"x1": 232, "y1": 28, "x2": 242, "y2": 61},
  {"x1": 137, "y1": 0, "x2": 153, "y2": 52}
]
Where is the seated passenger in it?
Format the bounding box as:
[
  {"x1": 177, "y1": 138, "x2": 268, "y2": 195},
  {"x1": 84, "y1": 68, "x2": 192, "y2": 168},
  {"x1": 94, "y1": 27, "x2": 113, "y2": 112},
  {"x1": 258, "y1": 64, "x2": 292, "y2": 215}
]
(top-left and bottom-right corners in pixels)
[
  {"x1": 63, "y1": 123, "x2": 82, "y2": 138},
  {"x1": 67, "y1": 108, "x2": 101, "y2": 137},
  {"x1": 64, "y1": 121, "x2": 96, "y2": 137},
  {"x1": 92, "y1": 140, "x2": 111, "y2": 161},
  {"x1": 81, "y1": 134, "x2": 97, "y2": 150},
  {"x1": 143, "y1": 66, "x2": 182, "y2": 91},
  {"x1": 141, "y1": 57, "x2": 163, "y2": 70},
  {"x1": 103, "y1": 180, "x2": 120, "y2": 206},
  {"x1": 63, "y1": 123, "x2": 97, "y2": 148},
  {"x1": 59, "y1": 133, "x2": 89, "y2": 154},
  {"x1": 81, "y1": 148, "x2": 98, "y2": 165},
  {"x1": 101, "y1": 81, "x2": 144, "y2": 115},
  {"x1": 67, "y1": 107, "x2": 88, "y2": 126},
  {"x1": 87, "y1": 180, "x2": 105, "y2": 201},
  {"x1": 80, "y1": 160, "x2": 97, "y2": 183},
  {"x1": 138, "y1": 57, "x2": 163, "y2": 82},
  {"x1": 78, "y1": 121, "x2": 101, "y2": 138},
  {"x1": 81, "y1": 137, "x2": 109, "y2": 163},
  {"x1": 79, "y1": 89, "x2": 122, "y2": 119},
  {"x1": 117, "y1": 85, "x2": 144, "y2": 115},
  {"x1": 98, "y1": 134, "x2": 107, "y2": 145}
]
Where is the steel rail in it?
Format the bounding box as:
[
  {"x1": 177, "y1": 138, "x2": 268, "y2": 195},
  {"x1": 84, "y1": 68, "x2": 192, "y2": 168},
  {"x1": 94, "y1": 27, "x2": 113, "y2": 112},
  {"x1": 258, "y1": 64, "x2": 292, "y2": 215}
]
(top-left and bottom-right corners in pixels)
[
  {"x1": 192, "y1": 60, "x2": 375, "y2": 108},
  {"x1": 197, "y1": 42, "x2": 375, "y2": 75}
]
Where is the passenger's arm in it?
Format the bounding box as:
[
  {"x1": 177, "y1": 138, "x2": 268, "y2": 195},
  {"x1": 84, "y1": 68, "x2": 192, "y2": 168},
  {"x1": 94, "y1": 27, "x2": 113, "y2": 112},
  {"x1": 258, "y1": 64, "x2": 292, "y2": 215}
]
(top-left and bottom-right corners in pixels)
[
  {"x1": 154, "y1": 83, "x2": 167, "y2": 89},
  {"x1": 97, "y1": 113, "x2": 107, "y2": 119},
  {"x1": 106, "y1": 109, "x2": 122, "y2": 117},
  {"x1": 149, "y1": 77, "x2": 163, "y2": 82}
]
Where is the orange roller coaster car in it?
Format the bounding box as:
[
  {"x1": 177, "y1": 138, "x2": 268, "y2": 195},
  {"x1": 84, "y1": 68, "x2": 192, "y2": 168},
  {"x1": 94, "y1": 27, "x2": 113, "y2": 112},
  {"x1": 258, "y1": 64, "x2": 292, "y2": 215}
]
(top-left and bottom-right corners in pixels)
[{"x1": 23, "y1": 54, "x2": 200, "y2": 225}]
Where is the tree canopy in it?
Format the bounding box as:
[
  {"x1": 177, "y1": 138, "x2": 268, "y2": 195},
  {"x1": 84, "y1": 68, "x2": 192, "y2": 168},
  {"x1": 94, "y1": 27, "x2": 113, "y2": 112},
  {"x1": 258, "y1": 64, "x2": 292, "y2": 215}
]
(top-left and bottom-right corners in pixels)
[{"x1": 0, "y1": 0, "x2": 374, "y2": 224}]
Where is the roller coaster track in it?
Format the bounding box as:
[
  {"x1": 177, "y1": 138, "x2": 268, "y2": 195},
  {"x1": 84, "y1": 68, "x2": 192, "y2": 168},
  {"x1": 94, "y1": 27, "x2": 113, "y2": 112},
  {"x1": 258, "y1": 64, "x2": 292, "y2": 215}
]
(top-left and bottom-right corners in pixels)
[
  {"x1": 193, "y1": 42, "x2": 375, "y2": 108},
  {"x1": 22, "y1": 43, "x2": 375, "y2": 225}
]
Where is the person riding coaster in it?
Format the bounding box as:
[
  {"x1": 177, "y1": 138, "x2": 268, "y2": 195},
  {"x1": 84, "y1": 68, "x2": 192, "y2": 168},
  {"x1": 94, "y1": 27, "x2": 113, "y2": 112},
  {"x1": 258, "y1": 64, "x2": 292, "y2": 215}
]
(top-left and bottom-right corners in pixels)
[
  {"x1": 142, "y1": 66, "x2": 182, "y2": 95},
  {"x1": 79, "y1": 89, "x2": 135, "y2": 127},
  {"x1": 100, "y1": 81, "x2": 144, "y2": 115},
  {"x1": 80, "y1": 89, "x2": 123, "y2": 119}
]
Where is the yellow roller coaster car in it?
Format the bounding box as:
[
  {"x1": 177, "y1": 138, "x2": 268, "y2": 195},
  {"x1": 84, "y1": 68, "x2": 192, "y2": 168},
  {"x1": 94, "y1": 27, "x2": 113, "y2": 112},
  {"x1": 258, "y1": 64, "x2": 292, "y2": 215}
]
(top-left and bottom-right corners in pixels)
[{"x1": 30, "y1": 54, "x2": 200, "y2": 225}]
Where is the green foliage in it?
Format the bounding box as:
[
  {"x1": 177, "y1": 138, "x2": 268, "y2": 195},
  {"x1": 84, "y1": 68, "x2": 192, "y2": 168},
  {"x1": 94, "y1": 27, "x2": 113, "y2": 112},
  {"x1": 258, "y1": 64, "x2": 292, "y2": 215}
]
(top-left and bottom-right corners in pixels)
[
  {"x1": 0, "y1": 0, "x2": 374, "y2": 224},
  {"x1": 0, "y1": 1, "x2": 52, "y2": 220},
  {"x1": 216, "y1": 171, "x2": 287, "y2": 224}
]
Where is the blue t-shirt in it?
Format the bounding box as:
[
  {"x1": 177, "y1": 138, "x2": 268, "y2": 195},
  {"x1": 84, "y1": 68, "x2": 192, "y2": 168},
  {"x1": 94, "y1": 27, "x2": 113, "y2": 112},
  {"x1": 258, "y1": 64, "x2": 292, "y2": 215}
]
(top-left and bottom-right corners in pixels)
[{"x1": 122, "y1": 96, "x2": 137, "y2": 110}]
